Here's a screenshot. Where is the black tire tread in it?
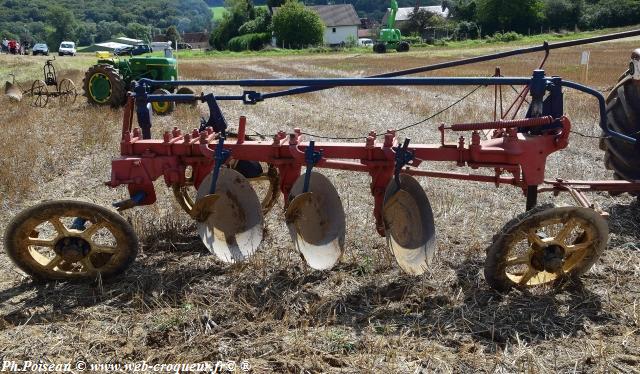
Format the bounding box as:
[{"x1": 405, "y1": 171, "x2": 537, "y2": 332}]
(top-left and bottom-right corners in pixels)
[
  {"x1": 82, "y1": 64, "x2": 127, "y2": 107},
  {"x1": 601, "y1": 73, "x2": 640, "y2": 187}
]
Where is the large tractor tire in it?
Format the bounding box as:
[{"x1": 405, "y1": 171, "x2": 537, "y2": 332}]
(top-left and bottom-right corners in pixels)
[
  {"x1": 83, "y1": 64, "x2": 126, "y2": 107},
  {"x1": 599, "y1": 65, "x2": 640, "y2": 186},
  {"x1": 373, "y1": 42, "x2": 387, "y2": 54},
  {"x1": 396, "y1": 41, "x2": 410, "y2": 52}
]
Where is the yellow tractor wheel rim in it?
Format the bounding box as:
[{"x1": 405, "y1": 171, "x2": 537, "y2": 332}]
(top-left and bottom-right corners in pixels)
[{"x1": 152, "y1": 100, "x2": 170, "y2": 114}]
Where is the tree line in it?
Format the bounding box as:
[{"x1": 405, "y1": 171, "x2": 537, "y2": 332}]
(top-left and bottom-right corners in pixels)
[
  {"x1": 443, "y1": 0, "x2": 640, "y2": 36},
  {"x1": 0, "y1": 0, "x2": 212, "y2": 48}
]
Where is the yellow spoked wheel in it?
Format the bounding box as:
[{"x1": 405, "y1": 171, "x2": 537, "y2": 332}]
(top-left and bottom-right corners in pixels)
[
  {"x1": 484, "y1": 205, "x2": 609, "y2": 293},
  {"x1": 4, "y1": 200, "x2": 138, "y2": 281},
  {"x1": 173, "y1": 163, "x2": 280, "y2": 217},
  {"x1": 151, "y1": 88, "x2": 175, "y2": 116}
]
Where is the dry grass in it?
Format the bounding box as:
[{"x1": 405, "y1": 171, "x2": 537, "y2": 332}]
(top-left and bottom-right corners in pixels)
[{"x1": 0, "y1": 41, "x2": 639, "y2": 373}]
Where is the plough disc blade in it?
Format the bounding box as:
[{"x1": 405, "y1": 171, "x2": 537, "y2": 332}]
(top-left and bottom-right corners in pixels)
[
  {"x1": 286, "y1": 172, "x2": 345, "y2": 270},
  {"x1": 196, "y1": 168, "x2": 264, "y2": 263},
  {"x1": 383, "y1": 174, "x2": 436, "y2": 275},
  {"x1": 4, "y1": 81, "x2": 22, "y2": 102}
]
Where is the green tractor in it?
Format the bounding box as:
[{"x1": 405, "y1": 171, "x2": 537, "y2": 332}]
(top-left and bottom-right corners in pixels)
[
  {"x1": 374, "y1": 0, "x2": 410, "y2": 53},
  {"x1": 83, "y1": 54, "x2": 192, "y2": 115}
]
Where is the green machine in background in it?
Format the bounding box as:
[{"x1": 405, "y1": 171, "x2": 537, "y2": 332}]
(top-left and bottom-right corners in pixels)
[
  {"x1": 83, "y1": 54, "x2": 193, "y2": 115},
  {"x1": 374, "y1": 0, "x2": 410, "y2": 53}
]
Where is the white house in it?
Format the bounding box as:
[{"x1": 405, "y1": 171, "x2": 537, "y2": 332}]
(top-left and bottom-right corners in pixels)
[
  {"x1": 272, "y1": 4, "x2": 360, "y2": 46},
  {"x1": 309, "y1": 4, "x2": 360, "y2": 46}
]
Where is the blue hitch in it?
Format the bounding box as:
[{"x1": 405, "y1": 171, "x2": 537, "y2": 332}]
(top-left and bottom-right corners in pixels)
[
  {"x1": 303, "y1": 140, "x2": 323, "y2": 193},
  {"x1": 113, "y1": 191, "x2": 147, "y2": 212},
  {"x1": 207, "y1": 135, "x2": 232, "y2": 195},
  {"x1": 394, "y1": 138, "x2": 414, "y2": 191}
]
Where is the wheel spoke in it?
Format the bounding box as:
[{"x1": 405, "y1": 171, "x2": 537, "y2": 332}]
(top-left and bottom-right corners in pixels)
[
  {"x1": 527, "y1": 229, "x2": 544, "y2": 247},
  {"x1": 518, "y1": 267, "x2": 538, "y2": 286},
  {"x1": 26, "y1": 238, "x2": 55, "y2": 247},
  {"x1": 505, "y1": 254, "x2": 530, "y2": 267},
  {"x1": 92, "y1": 245, "x2": 118, "y2": 254},
  {"x1": 44, "y1": 255, "x2": 63, "y2": 270},
  {"x1": 81, "y1": 258, "x2": 96, "y2": 272},
  {"x1": 565, "y1": 241, "x2": 593, "y2": 255},
  {"x1": 555, "y1": 218, "x2": 578, "y2": 243},
  {"x1": 50, "y1": 218, "x2": 69, "y2": 235},
  {"x1": 81, "y1": 221, "x2": 106, "y2": 239}
]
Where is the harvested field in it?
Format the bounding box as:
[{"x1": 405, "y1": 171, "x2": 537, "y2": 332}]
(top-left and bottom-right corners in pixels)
[{"x1": 0, "y1": 41, "x2": 639, "y2": 373}]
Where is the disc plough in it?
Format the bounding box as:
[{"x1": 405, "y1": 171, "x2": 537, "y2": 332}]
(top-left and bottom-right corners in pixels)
[{"x1": 4, "y1": 31, "x2": 640, "y2": 293}]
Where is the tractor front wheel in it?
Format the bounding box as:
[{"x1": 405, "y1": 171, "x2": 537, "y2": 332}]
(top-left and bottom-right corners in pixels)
[
  {"x1": 83, "y1": 64, "x2": 126, "y2": 107},
  {"x1": 151, "y1": 88, "x2": 176, "y2": 116}
]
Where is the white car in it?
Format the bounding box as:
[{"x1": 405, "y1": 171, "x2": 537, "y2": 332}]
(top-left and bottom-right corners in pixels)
[
  {"x1": 358, "y1": 38, "x2": 374, "y2": 47},
  {"x1": 58, "y1": 41, "x2": 76, "y2": 56}
]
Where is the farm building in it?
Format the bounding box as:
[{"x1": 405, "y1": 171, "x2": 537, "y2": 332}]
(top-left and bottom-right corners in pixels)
[
  {"x1": 273, "y1": 4, "x2": 360, "y2": 46},
  {"x1": 382, "y1": 6, "x2": 449, "y2": 30},
  {"x1": 80, "y1": 37, "x2": 143, "y2": 52}
]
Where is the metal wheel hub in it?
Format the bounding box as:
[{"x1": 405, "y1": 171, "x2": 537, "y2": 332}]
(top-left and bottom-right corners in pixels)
[
  {"x1": 530, "y1": 242, "x2": 566, "y2": 273},
  {"x1": 54, "y1": 236, "x2": 91, "y2": 263}
]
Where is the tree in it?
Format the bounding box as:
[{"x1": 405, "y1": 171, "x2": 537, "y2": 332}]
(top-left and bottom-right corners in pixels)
[
  {"x1": 166, "y1": 25, "x2": 181, "y2": 48},
  {"x1": 403, "y1": 8, "x2": 435, "y2": 34},
  {"x1": 210, "y1": 0, "x2": 256, "y2": 50},
  {"x1": 476, "y1": 0, "x2": 544, "y2": 34},
  {"x1": 543, "y1": 0, "x2": 583, "y2": 30},
  {"x1": 96, "y1": 21, "x2": 124, "y2": 42},
  {"x1": 442, "y1": 0, "x2": 478, "y2": 21},
  {"x1": 46, "y1": 6, "x2": 77, "y2": 49},
  {"x1": 76, "y1": 22, "x2": 97, "y2": 46},
  {"x1": 272, "y1": 0, "x2": 324, "y2": 49},
  {"x1": 127, "y1": 22, "x2": 151, "y2": 42},
  {"x1": 238, "y1": 7, "x2": 272, "y2": 35}
]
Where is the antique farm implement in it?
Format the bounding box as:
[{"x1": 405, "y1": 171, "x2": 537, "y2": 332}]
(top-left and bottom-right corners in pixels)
[
  {"x1": 4, "y1": 58, "x2": 77, "y2": 107},
  {"x1": 4, "y1": 30, "x2": 640, "y2": 292}
]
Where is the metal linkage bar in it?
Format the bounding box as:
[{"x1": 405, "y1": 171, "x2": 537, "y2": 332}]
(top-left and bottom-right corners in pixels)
[{"x1": 135, "y1": 72, "x2": 635, "y2": 144}]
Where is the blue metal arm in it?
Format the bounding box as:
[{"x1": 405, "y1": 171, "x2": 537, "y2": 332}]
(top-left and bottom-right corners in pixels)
[{"x1": 133, "y1": 73, "x2": 636, "y2": 145}]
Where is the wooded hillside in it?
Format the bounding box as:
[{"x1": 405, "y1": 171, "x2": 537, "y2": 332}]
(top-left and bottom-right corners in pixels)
[{"x1": 0, "y1": 0, "x2": 212, "y2": 45}]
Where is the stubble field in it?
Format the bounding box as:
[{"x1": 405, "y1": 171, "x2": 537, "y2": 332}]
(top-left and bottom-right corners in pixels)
[{"x1": 0, "y1": 40, "x2": 639, "y2": 373}]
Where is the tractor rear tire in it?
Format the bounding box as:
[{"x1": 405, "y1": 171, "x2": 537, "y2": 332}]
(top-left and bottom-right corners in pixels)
[
  {"x1": 396, "y1": 41, "x2": 410, "y2": 52},
  {"x1": 373, "y1": 43, "x2": 387, "y2": 54},
  {"x1": 599, "y1": 74, "x2": 640, "y2": 191},
  {"x1": 83, "y1": 64, "x2": 126, "y2": 107}
]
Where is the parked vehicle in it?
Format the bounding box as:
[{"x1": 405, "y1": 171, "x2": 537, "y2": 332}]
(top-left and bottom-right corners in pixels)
[
  {"x1": 58, "y1": 41, "x2": 76, "y2": 56},
  {"x1": 32, "y1": 43, "x2": 49, "y2": 56},
  {"x1": 177, "y1": 42, "x2": 192, "y2": 50},
  {"x1": 150, "y1": 41, "x2": 172, "y2": 52},
  {"x1": 374, "y1": 0, "x2": 409, "y2": 53},
  {"x1": 358, "y1": 38, "x2": 374, "y2": 47},
  {"x1": 114, "y1": 44, "x2": 151, "y2": 56}
]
